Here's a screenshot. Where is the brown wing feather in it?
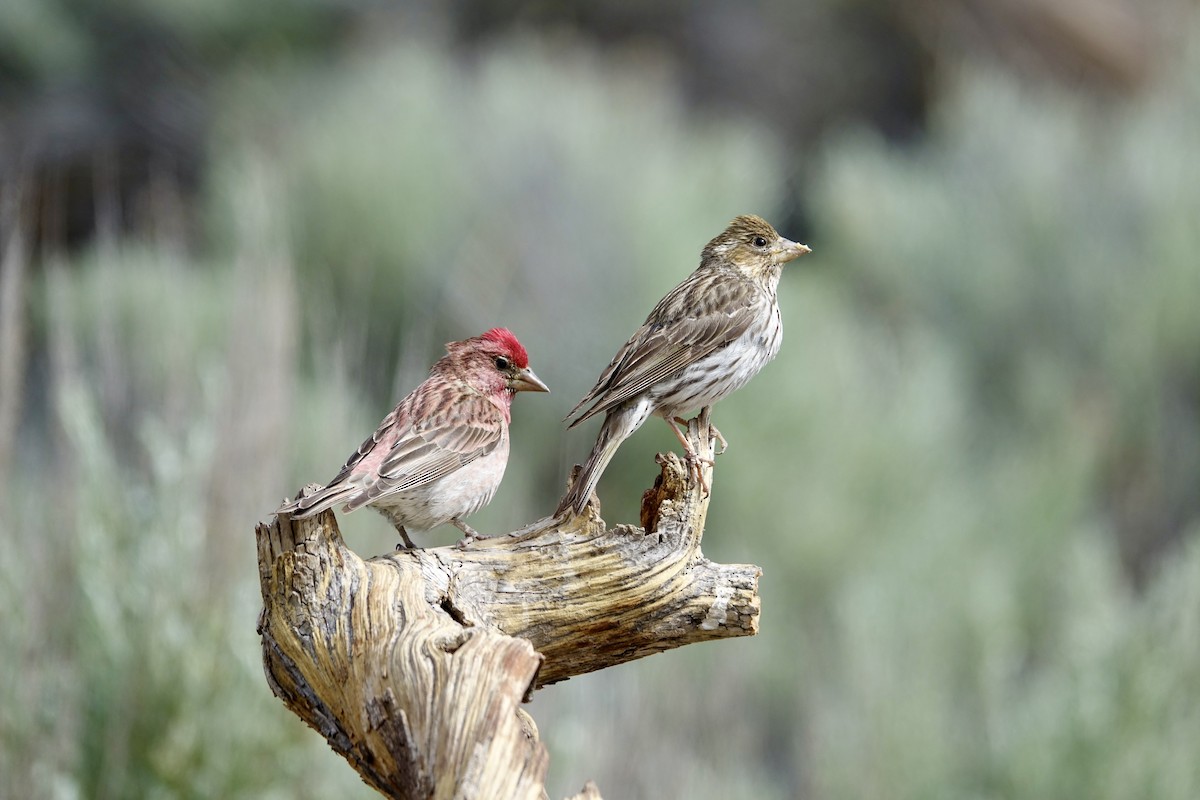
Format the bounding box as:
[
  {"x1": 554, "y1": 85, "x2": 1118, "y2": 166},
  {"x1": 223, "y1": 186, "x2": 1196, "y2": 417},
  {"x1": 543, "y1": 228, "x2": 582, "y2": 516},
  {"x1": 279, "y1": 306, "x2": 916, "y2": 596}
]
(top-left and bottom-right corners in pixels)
[
  {"x1": 340, "y1": 384, "x2": 503, "y2": 510},
  {"x1": 323, "y1": 405, "x2": 402, "y2": 488},
  {"x1": 566, "y1": 267, "x2": 761, "y2": 425},
  {"x1": 280, "y1": 404, "x2": 404, "y2": 516}
]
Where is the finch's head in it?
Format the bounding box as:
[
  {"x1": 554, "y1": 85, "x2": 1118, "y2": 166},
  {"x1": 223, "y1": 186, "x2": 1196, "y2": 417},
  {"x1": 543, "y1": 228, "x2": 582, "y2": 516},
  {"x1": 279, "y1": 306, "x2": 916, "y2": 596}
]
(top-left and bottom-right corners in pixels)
[
  {"x1": 448, "y1": 328, "x2": 550, "y2": 399},
  {"x1": 701, "y1": 215, "x2": 810, "y2": 279}
]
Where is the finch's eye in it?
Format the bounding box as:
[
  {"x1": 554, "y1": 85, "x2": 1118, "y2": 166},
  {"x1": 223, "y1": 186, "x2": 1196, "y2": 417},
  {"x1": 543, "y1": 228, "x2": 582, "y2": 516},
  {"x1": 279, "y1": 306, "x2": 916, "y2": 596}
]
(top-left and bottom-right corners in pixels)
[
  {"x1": 753, "y1": 236, "x2": 768, "y2": 248},
  {"x1": 494, "y1": 356, "x2": 511, "y2": 371}
]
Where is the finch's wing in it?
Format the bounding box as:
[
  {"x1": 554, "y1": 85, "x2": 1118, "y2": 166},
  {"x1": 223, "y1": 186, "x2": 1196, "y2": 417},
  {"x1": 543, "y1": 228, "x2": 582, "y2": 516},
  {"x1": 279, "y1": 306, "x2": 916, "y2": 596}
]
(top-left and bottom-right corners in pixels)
[
  {"x1": 565, "y1": 269, "x2": 761, "y2": 425},
  {"x1": 341, "y1": 388, "x2": 503, "y2": 511},
  {"x1": 279, "y1": 402, "x2": 413, "y2": 517},
  {"x1": 280, "y1": 371, "x2": 504, "y2": 519}
]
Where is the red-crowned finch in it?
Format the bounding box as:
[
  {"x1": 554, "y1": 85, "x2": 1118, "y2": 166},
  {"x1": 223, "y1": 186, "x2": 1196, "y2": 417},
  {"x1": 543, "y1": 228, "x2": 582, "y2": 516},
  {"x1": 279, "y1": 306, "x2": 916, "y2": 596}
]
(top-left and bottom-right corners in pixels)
[
  {"x1": 280, "y1": 328, "x2": 549, "y2": 547},
  {"x1": 557, "y1": 215, "x2": 810, "y2": 516}
]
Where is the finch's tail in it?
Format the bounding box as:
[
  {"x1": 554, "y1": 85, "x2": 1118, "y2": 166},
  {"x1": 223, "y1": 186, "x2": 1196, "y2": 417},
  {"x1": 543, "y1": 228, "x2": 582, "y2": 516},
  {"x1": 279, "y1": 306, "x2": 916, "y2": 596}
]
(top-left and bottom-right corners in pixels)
[
  {"x1": 556, "y1": 400, "x2": 652, "y2": 517},
  {"x1": 556, "y1": 425, "x2": 621, "y2": 517},
  {"x1": 277, "y1": 482, "x2": 358, "y2": 519}
]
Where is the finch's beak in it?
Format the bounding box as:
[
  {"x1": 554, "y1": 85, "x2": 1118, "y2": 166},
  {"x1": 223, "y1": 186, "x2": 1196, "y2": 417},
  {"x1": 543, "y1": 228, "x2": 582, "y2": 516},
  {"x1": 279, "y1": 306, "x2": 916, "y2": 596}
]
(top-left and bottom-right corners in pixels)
[
  {"x1": 510, "y1": 367, "x2": 550, "y2": 393},
  {"x1": 777, "y1": 238, "x2": 812, "y2": 264}
]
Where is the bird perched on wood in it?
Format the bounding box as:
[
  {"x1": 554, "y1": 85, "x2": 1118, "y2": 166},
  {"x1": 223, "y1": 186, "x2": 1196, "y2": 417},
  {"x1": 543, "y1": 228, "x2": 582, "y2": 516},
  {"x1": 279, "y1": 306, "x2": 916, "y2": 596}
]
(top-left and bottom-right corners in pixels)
[
  {"x1": 279, "y1": 328, "x2": 549, "y2": 548},
  {"x1": 557, "y1": 215, "x2": 810, "y2": 517}
]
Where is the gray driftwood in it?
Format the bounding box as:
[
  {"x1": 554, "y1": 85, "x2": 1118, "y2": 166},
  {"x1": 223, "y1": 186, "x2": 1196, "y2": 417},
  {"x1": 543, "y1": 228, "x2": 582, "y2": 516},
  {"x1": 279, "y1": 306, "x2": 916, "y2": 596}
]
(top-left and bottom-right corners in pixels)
[{"x1": 256, "y1": 413, "x2": 761, "y2": 799}]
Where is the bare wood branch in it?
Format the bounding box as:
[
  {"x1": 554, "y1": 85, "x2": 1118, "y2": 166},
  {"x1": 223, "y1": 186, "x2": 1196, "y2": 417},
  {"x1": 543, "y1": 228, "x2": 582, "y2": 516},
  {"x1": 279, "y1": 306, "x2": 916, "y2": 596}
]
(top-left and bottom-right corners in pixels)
[{"x1": 256, "y1": 415, "x2": 761, "y2": 799}]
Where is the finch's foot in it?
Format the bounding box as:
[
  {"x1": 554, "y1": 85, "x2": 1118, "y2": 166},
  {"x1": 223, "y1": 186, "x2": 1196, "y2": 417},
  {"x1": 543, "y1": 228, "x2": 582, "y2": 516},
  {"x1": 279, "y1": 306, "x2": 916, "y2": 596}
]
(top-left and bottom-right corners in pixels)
[
  {"x1": 452, "y1": 519, "x2": 481, "y2": 549},
  {"x1": 665, "y1": 416, "x2": 714, "y2": 495},
  {"x1": 684, "y1": 452, "x2": 712, "y2": 495},
  {"x1": 394, "y1": 525, "x2": 417, "y2": 550},
  {"x1": 710, "y1": 423, "x2": 728, "y2": 455}
]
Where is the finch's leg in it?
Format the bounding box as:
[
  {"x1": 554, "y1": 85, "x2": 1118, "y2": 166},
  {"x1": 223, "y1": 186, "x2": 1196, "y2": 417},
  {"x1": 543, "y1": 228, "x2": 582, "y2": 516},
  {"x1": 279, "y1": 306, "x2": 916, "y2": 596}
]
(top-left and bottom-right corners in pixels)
[
  {"x1": 664, "y1": 416, "x2": 713, "y2": 494},
  {"x1": 674, "y1": 415, "x2": 727, "y2": 455},
  {"x1": 393, "y1": 525, "x2": 417, "y2": 550},
  {"x1": 452, "y1": 519, "x2": 482, "y2": 549}
]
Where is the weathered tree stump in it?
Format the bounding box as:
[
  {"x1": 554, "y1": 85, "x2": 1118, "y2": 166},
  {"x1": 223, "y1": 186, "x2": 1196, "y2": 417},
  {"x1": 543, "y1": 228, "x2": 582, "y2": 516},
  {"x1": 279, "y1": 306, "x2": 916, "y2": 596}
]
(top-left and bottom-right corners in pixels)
[{"x1": 256, "y1": 414, "x2": 761, "y2": 799}]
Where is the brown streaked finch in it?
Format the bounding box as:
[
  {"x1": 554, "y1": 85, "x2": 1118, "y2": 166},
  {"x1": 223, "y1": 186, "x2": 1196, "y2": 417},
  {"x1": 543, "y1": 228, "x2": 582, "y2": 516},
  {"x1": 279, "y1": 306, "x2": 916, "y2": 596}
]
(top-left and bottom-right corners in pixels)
[
  {"x1": 557, "y1": 215, "x2": 810, "y2": 517},
  {"x1": 279, "y1": 328, "x2": 549, "y2": 548}
]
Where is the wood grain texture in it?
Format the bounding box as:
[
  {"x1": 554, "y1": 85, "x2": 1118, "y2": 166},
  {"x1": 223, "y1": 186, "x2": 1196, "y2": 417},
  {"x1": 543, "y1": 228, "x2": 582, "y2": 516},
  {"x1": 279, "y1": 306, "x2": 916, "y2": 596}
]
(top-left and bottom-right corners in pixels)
[{"x1": 256, "y1": 413, "x2": 761, "y2": 799}]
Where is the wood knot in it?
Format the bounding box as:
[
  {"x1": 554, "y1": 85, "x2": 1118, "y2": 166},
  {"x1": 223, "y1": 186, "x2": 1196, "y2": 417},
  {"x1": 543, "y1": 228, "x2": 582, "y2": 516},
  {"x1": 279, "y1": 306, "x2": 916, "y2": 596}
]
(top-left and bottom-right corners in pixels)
[{"x1": 640, "y1": 451, "x2": 687, "y2": 532}]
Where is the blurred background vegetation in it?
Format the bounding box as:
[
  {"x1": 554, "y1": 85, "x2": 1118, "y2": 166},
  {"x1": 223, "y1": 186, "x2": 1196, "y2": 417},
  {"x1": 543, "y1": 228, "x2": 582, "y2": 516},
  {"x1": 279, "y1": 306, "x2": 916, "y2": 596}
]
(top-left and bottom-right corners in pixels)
[{"x1": 2, "y1": 0, "x2": 1199, "y2": 797}]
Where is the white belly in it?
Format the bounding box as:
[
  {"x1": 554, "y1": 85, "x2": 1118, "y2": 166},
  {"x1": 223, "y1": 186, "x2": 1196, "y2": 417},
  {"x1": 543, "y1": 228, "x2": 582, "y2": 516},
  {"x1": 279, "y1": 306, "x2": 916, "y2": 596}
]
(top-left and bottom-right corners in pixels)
[
  {"x1": 653, "y1": 304, "x2": 782, "y2": 419},
  {"x1": 373, "y1": 435, "x2": 509, "y2": 532}
]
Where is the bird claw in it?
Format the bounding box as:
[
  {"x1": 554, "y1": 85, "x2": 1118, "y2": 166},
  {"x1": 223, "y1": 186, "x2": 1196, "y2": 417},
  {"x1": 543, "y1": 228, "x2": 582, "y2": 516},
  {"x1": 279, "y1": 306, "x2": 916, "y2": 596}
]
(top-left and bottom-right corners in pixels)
[
  {"x1": 394, "y1": 525, "x2": 417, "y2": 550},
  {"x1": 684, "y1": 452, "x2": 712, "y2": 495},
  {"x1": 452, "y1": 519, "x2": 481, "y2": 549},
  {"x1": 710, "y1": 423, "x2": 728, "y2": 455},
  {"x1": 676, "y1": 417, "x2": 729, "y2": 453},
  {"x1": 667, "y1": 415, "x2": 716, "y2": 495},
  {"x1": 672, "y1": 415, "x2": 727, "y2": 455}
]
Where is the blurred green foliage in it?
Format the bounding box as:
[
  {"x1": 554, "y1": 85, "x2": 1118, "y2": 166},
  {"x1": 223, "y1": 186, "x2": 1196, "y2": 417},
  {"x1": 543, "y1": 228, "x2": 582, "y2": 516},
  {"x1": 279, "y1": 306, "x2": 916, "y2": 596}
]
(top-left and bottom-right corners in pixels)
[
  {"x1": 3, "y1": 15, "x2": 1200, "y2": 800},
  {"x1": 211, "y1": 34, "x2": 782, "y2": 398},
  {"x1": 3, "y1": 254, "x2": 369, "y2": 798}
]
